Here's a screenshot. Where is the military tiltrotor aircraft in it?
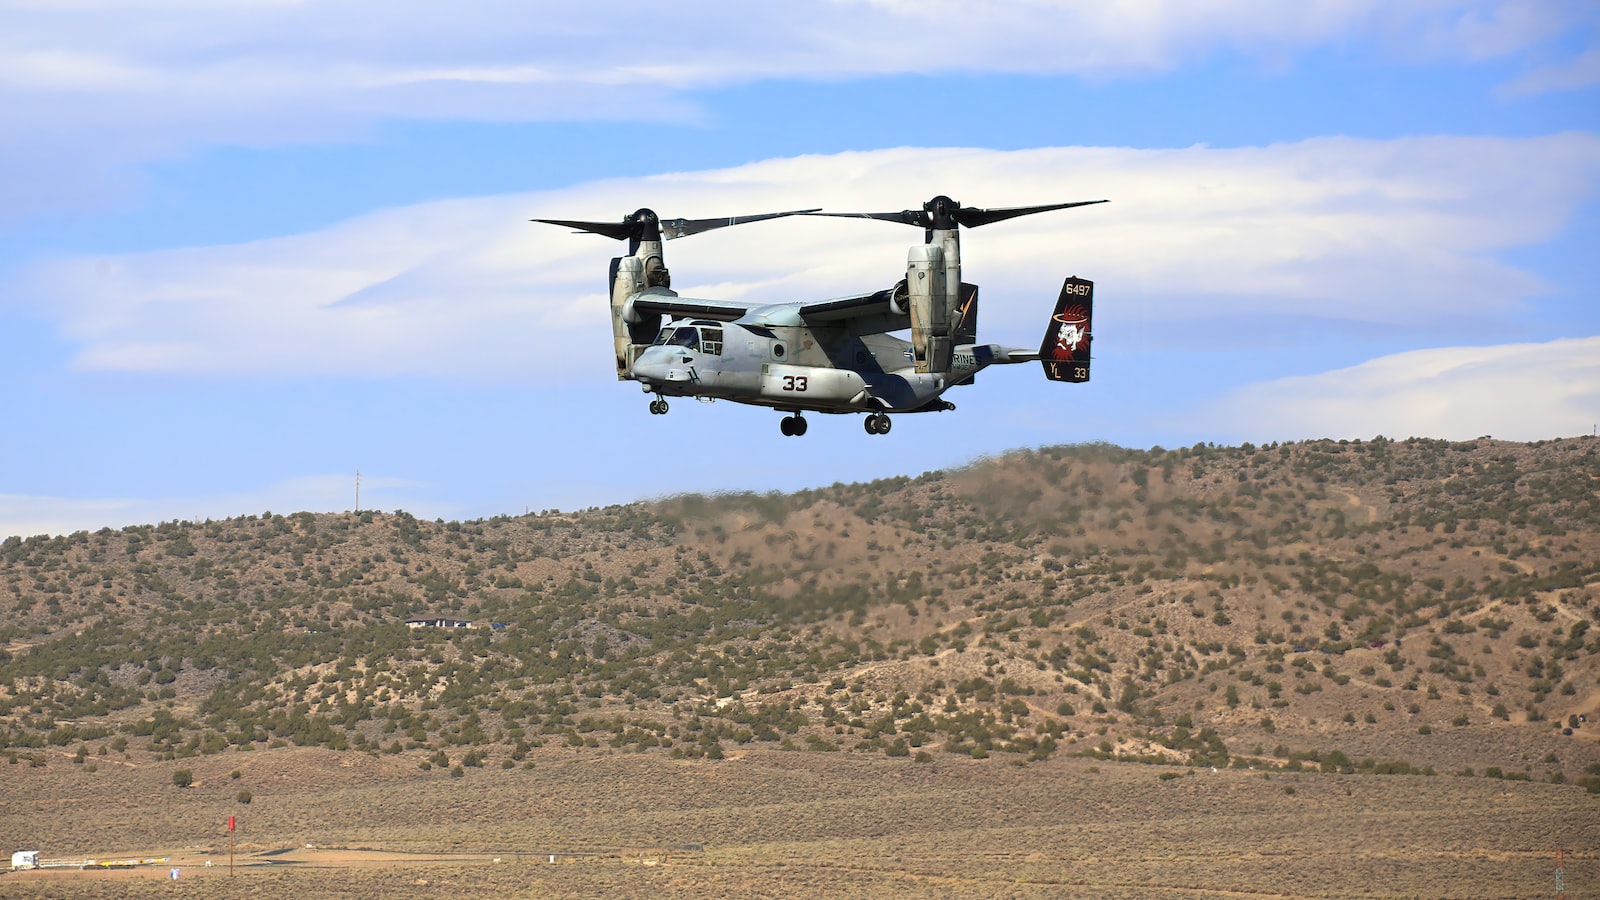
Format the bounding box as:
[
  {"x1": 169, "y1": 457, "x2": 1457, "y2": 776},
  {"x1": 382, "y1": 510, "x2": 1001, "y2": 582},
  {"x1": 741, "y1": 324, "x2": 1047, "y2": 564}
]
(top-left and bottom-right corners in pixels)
[{"x1": 531, "y1": 195, "x2": 1105, "y2": 436}]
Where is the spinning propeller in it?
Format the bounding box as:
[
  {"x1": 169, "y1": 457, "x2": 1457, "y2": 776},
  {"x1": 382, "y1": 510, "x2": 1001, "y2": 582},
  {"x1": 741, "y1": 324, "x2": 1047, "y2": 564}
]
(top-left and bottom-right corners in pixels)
[
  {"x1": 814, "y1": 195, "x2": 1107, "y2": 235},
  {"x1": 532, "y1": 207, "x2": 820, "y2": 246}
]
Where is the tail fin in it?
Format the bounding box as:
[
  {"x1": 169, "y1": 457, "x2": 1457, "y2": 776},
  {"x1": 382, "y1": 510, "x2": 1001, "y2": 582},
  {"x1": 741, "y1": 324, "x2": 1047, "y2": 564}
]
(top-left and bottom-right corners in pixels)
[
  {"x1": 954, "y1": 282, "x2": 979, "y2": 345},
  {"x1": 952, "y1": 282, "x2": 980, "y2": 385},
  {"x1": 1040, "y1": 276, "x2": 1092, "y2": 383}
]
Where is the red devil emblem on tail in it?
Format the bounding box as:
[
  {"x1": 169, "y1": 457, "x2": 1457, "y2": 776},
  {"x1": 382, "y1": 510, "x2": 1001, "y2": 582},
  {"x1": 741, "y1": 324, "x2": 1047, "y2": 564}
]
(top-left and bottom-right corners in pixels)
[{"x1": 1040, "y1": 277, "x2": 1092, "y2": 383}]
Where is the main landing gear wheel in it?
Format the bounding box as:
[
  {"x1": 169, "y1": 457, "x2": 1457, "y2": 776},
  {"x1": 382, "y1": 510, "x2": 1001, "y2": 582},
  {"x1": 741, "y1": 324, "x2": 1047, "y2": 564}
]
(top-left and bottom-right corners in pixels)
[
  {"x1": 649, "y1": 398, "x2": 668, "y2": 415},
  {"x1": 779, "y1": 414, "x2": 808, "y2": 436},
  {"x1": 864, "y1": 413, "x2": 892, "y2": 435}
]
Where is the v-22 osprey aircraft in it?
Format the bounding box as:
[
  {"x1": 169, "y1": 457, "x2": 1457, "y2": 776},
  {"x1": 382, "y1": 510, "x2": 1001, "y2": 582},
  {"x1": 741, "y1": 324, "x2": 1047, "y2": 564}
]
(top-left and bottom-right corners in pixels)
[{"x1": 531, "y1": 195, "x2": 1105, "y2": 436}]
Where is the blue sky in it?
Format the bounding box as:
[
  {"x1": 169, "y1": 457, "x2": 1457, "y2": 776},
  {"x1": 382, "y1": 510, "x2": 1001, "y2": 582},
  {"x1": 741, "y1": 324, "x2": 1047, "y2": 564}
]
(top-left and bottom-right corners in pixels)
[{"x1": 3, "y1": 1, "x2": 1598, "y2": 538}]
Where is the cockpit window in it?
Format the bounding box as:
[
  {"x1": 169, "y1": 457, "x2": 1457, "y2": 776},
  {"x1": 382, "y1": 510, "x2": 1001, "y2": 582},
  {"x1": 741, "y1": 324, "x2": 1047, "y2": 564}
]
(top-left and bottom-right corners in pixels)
[{"x1": 654, "y1": 326, "x2": 699, "y2": 348}]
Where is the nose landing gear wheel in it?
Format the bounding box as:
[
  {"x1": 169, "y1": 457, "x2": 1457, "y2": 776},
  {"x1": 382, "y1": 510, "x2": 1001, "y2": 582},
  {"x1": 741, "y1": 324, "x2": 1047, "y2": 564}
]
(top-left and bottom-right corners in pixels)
[
  {"x1": 780, "y1": 414, "x2": 808, "y2": 436},
  {"x1": 864, "y1": 413, "x2": 892, "y2": 435}
]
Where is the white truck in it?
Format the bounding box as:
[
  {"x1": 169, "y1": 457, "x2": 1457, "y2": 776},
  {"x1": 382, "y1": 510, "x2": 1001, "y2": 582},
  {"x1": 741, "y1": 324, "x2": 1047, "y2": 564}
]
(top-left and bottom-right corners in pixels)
[
  {"x1": 11, "y1": 850, "x2": 41, "y2": 870},
  {"x1": 10, "y1": 849, "x2": 167, "y2": 871}
]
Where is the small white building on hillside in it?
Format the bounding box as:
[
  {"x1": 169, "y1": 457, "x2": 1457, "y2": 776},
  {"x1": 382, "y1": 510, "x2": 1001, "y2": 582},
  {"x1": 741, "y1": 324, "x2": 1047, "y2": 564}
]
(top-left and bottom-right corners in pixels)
[{"x1": 405, "y1": 618, "x2": 473, "y2": 630}]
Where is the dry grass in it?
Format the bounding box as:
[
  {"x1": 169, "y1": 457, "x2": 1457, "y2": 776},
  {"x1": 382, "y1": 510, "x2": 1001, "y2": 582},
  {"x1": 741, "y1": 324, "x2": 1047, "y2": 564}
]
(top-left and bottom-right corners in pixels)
[{"x1": 2, "y1": 747, "x2": 1594, "y2": 898}]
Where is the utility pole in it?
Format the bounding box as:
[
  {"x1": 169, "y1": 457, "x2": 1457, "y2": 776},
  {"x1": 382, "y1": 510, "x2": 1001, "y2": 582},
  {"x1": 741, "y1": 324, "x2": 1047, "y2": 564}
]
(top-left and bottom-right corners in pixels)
[
  {"x1": 1555, "y1": 841, "x2": 1566, "y2": 900},
  {"x1": 355, "y1": 470, "x2": 361, "y2": 513}
]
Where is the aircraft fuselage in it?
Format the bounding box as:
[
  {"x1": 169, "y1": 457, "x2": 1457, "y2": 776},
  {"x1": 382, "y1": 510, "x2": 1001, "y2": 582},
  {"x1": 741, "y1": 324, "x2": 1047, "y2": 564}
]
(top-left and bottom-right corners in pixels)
[{"x1": 629, "y1": 314, "x2": 1003, "y2": 414}]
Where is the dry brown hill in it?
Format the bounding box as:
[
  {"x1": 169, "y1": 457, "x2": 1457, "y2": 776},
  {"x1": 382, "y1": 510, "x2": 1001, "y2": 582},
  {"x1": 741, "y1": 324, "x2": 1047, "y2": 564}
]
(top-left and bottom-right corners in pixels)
[{"x1": 2, "y1": 436, "x2": 1598, "y2": 788}]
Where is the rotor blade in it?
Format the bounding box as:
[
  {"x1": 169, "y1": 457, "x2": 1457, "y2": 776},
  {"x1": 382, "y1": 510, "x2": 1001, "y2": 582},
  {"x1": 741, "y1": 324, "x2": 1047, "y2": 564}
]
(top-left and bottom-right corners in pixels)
[
  {"x1": 813, "y1": 199, "x2": 1110, "y2": 231},
  {"x1": 659, "y1": 209, "x2": 821, "y2": 240},
  {"x1": 955, "y1": 199, "x2": 1109, "y2": 228},
  {"x1": 528, "y1": 217, "x2": 642, "y2": 241},
  {"x1": 807, "y1": 210, "x2": 928, "y2": 227}
]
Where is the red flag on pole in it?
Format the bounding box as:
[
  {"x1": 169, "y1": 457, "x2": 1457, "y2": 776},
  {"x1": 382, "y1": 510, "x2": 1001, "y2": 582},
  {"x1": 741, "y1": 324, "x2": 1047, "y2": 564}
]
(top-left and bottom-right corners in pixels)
[{"x1": 228, "y1": 816, "x2": 236, "y2": 831}]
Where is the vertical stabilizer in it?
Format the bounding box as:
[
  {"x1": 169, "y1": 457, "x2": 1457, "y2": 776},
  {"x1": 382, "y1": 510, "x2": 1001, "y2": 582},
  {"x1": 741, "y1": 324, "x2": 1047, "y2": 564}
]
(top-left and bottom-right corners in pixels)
[
  {"x1": 954, "y1": 282, "x2": 979, "y2": 345},
  {"x1": 1040, "y1": 276, "x2": 1092, "y2": 383}
]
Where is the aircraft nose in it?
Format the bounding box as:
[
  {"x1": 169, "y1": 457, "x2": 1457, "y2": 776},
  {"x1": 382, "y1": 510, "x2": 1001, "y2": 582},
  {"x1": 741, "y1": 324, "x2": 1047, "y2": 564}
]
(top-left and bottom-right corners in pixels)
[
  {"x1": 630, "y1": 347, "x2": 693, "y2": 385},
  {"x1": 631, "y1": 351, "x2": 665, "y2": 384}
]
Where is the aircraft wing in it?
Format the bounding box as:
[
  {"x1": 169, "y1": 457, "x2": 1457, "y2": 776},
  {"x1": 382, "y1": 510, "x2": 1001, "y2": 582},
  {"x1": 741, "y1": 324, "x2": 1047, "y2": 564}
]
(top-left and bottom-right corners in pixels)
[
  {"x1": 796, "y1": 289, "x2": 910, "y2": 335},
  {"x1": 628, "y1": 290, "x2": 752, "y2": 322},
  {"x1": 632, "y1": 287, "x2": 910, "y2": 333}
]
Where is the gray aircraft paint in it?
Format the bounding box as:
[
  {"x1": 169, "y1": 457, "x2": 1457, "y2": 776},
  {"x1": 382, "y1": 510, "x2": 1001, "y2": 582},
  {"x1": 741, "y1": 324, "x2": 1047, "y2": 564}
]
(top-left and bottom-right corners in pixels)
[{"x1": 530, "y1": 197, "x2": 1105, "y2": 435}]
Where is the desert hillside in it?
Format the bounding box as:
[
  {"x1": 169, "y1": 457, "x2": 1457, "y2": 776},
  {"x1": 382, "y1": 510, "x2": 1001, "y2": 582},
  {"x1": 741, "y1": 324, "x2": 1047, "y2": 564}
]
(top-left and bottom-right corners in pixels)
[{"x1": 3, "y1": 436, "x2": 1598, "y2": 787}]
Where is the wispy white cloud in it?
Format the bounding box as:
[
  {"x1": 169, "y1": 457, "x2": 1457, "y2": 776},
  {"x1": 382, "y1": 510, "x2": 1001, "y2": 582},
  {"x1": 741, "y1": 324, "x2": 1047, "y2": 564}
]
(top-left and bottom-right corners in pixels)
[
  {"x1": 0, "y1": 1, "x2": 1591, "y2": 222},
  {"x1": 0, "y1": 494, "x2": 145, "y2": 542},
  {"x1": 1502, "y1": 45, "x2": 1600, "y2": 96},
  {"x1": 0, "y1": 473, "x2": 443, "y2": 540},
  {"x1": 1208, "y1": 335, "x2": 1600, "y2": 442},
  {"x1": 5, "y1": 1, "x2": 1578, "y2": 99},
  {"x1": 1430, "y1": 0, "x2": 1590, "y2": 61},
  {"x1": 15, "y1": 135, "x2": 1598, "y2": 378},
  {"x1": 0, "y1": 1, "x2": 1461, "y2": 100}
]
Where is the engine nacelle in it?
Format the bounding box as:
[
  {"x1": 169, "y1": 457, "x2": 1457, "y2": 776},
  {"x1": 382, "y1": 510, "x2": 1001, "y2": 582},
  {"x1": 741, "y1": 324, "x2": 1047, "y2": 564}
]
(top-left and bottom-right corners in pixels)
[
  {"x1": 613, "y1": 257, "x2": 644, "y2": 320},
  {"x1": 609, "y1": 256, "x2": 660, "y2": 377},
  {"x1": 906, "y1": 244, "x2": 952, "y2": 373}
]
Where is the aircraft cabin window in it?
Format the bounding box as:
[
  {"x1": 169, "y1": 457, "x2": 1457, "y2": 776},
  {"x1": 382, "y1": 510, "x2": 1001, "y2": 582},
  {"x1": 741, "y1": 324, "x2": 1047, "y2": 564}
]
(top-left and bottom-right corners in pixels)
[
  {"x1": 700, "y1": 328, "x2": 723, "y2": 356},
  {"x1": 663, "y1": 327, "x2": 698, "y2": 348}
]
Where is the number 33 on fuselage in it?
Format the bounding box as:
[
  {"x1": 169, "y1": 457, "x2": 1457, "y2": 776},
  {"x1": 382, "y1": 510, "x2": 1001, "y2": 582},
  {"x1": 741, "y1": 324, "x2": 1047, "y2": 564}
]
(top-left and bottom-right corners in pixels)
[{"x1": 530, "y1": 197, "x2": 1105, "y2": 436}]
